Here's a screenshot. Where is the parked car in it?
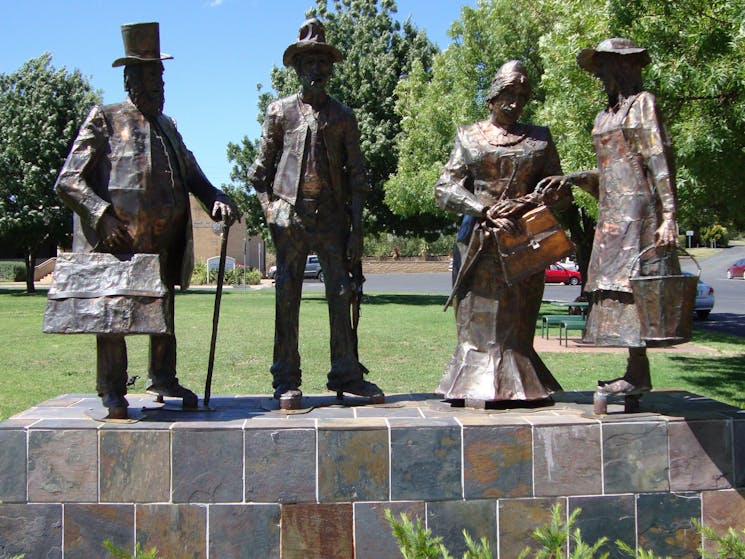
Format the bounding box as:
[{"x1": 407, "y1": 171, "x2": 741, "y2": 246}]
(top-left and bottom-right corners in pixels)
[
  {"x1": 267, "y1": 255, "x2": 324, "y2": 282},
  {"x1": 303, "y1": 255, "x2": 324, "y2": 282},
  {"x1": 545, "y1": 263, "x2": 582, "y2": 285},
  {"x1": 684, "y1": 272, "x2": 714, "y2": 320},
  {"x1": 726, "y1": 258, "x2": 745, "y2": 279}
]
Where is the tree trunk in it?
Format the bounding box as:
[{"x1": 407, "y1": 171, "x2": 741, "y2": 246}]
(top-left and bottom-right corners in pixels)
[{"x1": 25, "y1": 251, "x2": 36, "y2": 294}]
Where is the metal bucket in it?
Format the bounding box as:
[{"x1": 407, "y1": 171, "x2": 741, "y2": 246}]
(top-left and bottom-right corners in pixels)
[{"x1": 629, "y1": 246, "x2": 698, "y2": 347}]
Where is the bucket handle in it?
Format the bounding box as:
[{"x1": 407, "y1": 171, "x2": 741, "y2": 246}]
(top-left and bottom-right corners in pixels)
[{"x1": 629, "y1": 245, "x2": 701, "y2": 279}]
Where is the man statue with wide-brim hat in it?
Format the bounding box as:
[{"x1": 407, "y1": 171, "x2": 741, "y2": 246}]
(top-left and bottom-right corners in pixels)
[
  {"x1": 248, "y1": 18, "x2": 384, "y2": 409},
  {"x1": 50, "y1": 22, "x2": 236, "y2": 419},
  {"x1": 538, "y1": 37, "x2": 680, "y2": 413}
]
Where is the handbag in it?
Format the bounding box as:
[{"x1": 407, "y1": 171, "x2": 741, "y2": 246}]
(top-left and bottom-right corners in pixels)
[
  {"x1": 42, "y1": 253, "x2": 171, "y2": 335},
  {"x1": 496, "y1": 205, "x2": 575, "y2": 285}
]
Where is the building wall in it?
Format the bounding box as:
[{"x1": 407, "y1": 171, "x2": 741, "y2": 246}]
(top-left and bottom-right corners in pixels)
[{"x1": 189, "y1": 196, "x2": 266, "y2": 273}]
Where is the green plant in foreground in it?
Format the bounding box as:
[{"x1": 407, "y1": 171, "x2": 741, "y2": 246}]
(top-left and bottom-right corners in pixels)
[
  {"x1": 616, "y1": 540, "x2": 671, "y2": 559},
  {"x1": 385, "y1": 509, "x2": 492, "y2": 559},
  {"x1": 102, "y1": 540, "x2": 159, "y2": 559},
  {"x1": 696, "y1": 520, "x2": 745, "y2": 559},
  {"x1": 519, "y1": 504, "x2": 608, "y2": 559}
]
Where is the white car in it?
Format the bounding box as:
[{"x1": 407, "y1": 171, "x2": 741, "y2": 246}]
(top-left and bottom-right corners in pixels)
[
  {"x1": 266, "y1": 255, "x2": 324, "y2": 282},
  {"x1": 684, "y1": 272, "x2": 714, "y2": 320}
]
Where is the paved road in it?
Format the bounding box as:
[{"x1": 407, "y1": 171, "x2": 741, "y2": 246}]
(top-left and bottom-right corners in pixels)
[{"x1": 300, "y1": 244, "x2": 745, "y2": 337}]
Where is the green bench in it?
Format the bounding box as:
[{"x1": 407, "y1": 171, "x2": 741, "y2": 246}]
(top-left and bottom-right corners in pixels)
[
  {"x1": 541, "y1": 315, "x2": 570, "y2": 338},
  {"x1": 559, "y1": 317, "x2": 587, "y2": 346}
]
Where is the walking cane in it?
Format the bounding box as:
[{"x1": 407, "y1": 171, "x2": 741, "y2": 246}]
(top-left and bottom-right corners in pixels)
[{"x1": 204, "y1": 220, "x2": 230, "y2": 407}]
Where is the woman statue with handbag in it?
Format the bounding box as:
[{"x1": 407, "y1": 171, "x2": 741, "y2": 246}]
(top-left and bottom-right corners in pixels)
[
  {"x1": 435, "y1": 60, "x2": 571, "y2": 405},
  {"x1": 539, "y1": 39, "x2": 680, "y2": 412}
]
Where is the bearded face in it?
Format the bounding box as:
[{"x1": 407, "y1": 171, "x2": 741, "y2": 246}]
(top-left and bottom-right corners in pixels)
[{"x1": 124, "y1": 62, "x2": 165, "y2": 118}]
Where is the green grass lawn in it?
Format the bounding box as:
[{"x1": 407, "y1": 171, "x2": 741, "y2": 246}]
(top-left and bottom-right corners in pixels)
[{"x1": 1, "y1": 286, "x2": 744, "y2": 420}]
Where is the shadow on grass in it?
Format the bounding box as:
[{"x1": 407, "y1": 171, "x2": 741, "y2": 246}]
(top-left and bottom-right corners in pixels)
[{"x1": 668, "y1": 353, "x2": 745, "y2": 406}]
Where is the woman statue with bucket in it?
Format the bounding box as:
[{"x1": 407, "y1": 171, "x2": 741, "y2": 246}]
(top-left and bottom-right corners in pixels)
[{"x1": 539, "y1": 39, "x2": 685, "y2": 413}]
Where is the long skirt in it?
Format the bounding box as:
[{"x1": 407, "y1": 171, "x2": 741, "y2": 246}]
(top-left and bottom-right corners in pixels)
[{"x1": 436, "y1": 247, "x2": 562, "y2": 401}]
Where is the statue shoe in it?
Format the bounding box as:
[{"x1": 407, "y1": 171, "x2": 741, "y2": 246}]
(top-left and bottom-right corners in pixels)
[
  {"x1": 102, "y1": 394, "x2": 129, "y2": 419},
  {"x1": 107, "y1": 406, "x2": 129, "y2": 420},
  {"x1": 146, "y1": 382, "x2": 198, "y2": 409},
  {"x1": 328, "y1": 379, "x2": 385, "y2": 404},
  {"x1": 273, "y1": 384, "x2": 303, "y2": 410}
]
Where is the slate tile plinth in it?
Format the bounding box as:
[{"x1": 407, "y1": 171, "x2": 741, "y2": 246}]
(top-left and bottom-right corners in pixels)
[
  {"x1": 245, "y1": 428, "x2": 316, "y2": 503},
  {"x1": 390, "y1": 424, "x2": 461, "y2": 500},
  {"x1": 100, "y1": 430, "x2": 171, "y2": 502},
  {"x1": 1, "y1": 390, "x2": 743, "y2": 558},
  {"x1": 702, "y1": 490, "x2": 745, "y2": 555},
  {"x1": 669, "y1": 420, "x2": 733, "y2": 491},
  {"x1": 209, "y1": 504, "x2": 281, "y2": 559},
  {"x1": 281, "y1": 503, "x2": 354, "y2": 559},
  {"x1": 427, "y1": 500, "x2": 497, "y2": 558},
  {"x1": 354, "y1": 501, "x2": 425, "y2": 559},
  {"x1": 570, "y1": 495, "x2": 636, "y2": 559},
  {"x1": 64, "y1": 504, "x2": 133, "y2": 559},
  {"x1": 0, "y1": 430, "x2": 26, "y2": 502},
  {"x1": 637, "y1": 493, "x2": 701, "y2": 558},
  {"x1": 172, "y1": 429, "x2": 243, "y2": 503},
  {"x1": 602, "y1": 421, "x2": 669, "y2": 493},
  {"x1": 28, "y1": 429, "x2": 97, "y2": 502},
  {"x1": 136, "y1": 504, "x2": 206, "y2": 559},
  {"x1": 318, "y1": 425, "x2": 389, "y2": 502},
  {"x1": 463, "y1": 424, "x2": 532, "y2": 498},
  {"x1": 533, "y1": 424, "x2": 602, "y2": 496},
  {"x1": 0, "y1": 503, "x2": 62, "y2": 559},
  {"x1": 499, "y1": 498, "x2": 562, "y2": 559}
]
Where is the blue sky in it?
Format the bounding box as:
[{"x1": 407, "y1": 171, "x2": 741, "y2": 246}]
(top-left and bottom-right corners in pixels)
[{"x1": 0, "y1": 0, "x2": 473, "y2": 188}]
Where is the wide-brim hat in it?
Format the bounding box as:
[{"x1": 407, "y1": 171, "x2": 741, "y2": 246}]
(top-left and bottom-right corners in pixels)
[
  {"x1": 577, "y1": 37, "x2": 650, "y2": 74},
  {"x1": 282, "y1": 18, "x2": 343, "y2": 67},
  {"x1": 112, "y1": 22, "x2": 173, "y2": 68}
]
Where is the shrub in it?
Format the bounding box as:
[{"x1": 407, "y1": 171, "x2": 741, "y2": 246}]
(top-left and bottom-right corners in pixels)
[
  {"x1": 700, "y1": 224, "x2": 729, "y2": 247},
  {"x1": 364, "y1": 233, "x2": 454, "y2": 257},
  {"x1": 0, "y1": 261, "x2": 26, "y2": 281},
  {"x1": 385, "y1": 509, "x2": 492, "y2": 559},
  {"x1": 102, "y1": 541, "x2": 159, "y2": 558},
  {"x1": 190, "y1": 261, "x2": 262, "y2": 286}
]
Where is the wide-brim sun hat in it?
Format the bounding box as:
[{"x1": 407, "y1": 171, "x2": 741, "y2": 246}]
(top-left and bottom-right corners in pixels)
[
  {"x1": 112, "y1": 22, "x2": 173, "y2": 68},
  {"x1": 282, "y1": 18, "x2": 343, "y2": 67},
  {"x1": 577, "y1": 37, "x2": 650, "y2": 74}
]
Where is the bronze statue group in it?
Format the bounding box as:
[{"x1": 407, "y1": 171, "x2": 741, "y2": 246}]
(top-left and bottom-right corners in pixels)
[{"x1": 46, "y1": 20, "x2": 681, "y2": 419}]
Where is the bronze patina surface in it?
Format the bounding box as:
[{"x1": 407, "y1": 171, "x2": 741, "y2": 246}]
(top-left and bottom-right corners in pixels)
[
  {"x1": 249, "y1": 18, "x2": 383, "y2": 408},
  {"x1": 47, "y1": 22, "x2": 236, "y2": 418},
  {"x1": 434, "y1": 61, "x2": 571, "y2": 405}
]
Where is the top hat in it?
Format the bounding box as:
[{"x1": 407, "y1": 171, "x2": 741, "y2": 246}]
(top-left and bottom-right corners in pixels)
[
  {"x1": 577, "y1": 38, "x2": 650, "y2": 74},
  {"x1": 282, "y1": 18, "x2": 343, "y2": 67},
  {"x1": 112, "y1": 22, "x2": 173, "y2": 68}
]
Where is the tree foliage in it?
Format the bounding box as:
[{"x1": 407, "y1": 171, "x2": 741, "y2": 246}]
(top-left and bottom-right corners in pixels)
[
  {"x1": 227, "y1": 0, "x2": 439, "y2": 237},
  {"x1": 386, "y1": 0, "x2": 745, "y2": 242},
  {"x1": 0, "y1": 53, "x2": 100, "y2": 291}
]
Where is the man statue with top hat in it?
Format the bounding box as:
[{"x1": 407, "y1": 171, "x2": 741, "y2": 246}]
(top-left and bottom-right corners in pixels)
[
  {"x1": 53, "y1": 22, "x2": 237, "y2": 419},
  {"x1": 248, "y1": 17, "x2": 384, "y2": 409}
]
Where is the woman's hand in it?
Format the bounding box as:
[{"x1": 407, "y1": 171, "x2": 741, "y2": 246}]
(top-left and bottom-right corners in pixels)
[{"x1": 655, "y1": 218, "x2": 678, "y2": 247}]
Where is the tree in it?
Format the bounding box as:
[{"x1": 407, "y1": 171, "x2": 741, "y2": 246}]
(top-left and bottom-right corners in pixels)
[
  {"x1": 386, "y1": 0, "x2": 745, "y2": 271},
  {"x1": 0, "y1": 53, "x2": 100, "y2": 292},
  {"x1": 227, "y1": 0, "x2": 440, "y2": 238}
]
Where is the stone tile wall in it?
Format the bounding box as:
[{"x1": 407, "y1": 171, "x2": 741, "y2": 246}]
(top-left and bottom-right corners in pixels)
[{"x1": 0, "y1": 391, "x2": 743, "y2": 558}]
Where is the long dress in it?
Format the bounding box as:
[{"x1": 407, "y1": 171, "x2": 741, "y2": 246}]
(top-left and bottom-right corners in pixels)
[
  {"x1": 434, "y1": 120, "x2": 564, "y2": 402},
  {"x1": 582, "y1": 92, "x2": 679, "y2": 347}
]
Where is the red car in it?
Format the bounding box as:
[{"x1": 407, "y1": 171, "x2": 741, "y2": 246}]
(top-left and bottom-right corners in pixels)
[
  {"x1": 727, "y1": 258, "x2": 745, "y2": 279},
  {"x1": 545, "y1": 263, "x2": 582, "y2": 285}
]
